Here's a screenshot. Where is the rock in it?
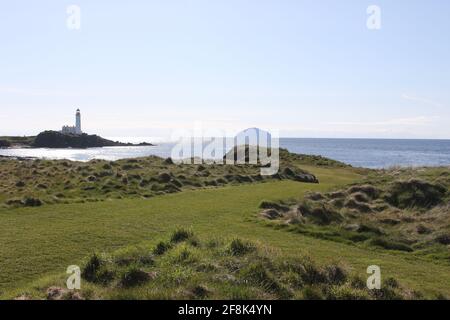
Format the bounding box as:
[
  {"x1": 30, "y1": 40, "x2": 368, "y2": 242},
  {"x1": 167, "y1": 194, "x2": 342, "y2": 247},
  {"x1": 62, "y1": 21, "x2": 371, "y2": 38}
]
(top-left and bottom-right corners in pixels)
[
  {"x1": 0, "y1": 140, "x2": 12, "y2": 148},
  {"x1": 32, "y1": 131, "x2": 154, "y2": 149}
]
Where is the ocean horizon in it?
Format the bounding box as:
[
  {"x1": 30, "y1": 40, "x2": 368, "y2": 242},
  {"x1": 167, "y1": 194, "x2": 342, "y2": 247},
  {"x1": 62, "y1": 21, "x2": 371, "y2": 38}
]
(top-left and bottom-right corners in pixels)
[{"x1": 1, "y1": 137, "x2": 450, "y2": 169}]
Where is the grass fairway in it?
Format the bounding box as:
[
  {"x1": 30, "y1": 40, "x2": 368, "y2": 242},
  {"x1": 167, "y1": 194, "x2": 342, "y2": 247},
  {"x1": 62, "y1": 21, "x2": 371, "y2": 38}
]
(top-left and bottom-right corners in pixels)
[{"x1": 1, "y1": 165, "x2": 449, "y2": 298}]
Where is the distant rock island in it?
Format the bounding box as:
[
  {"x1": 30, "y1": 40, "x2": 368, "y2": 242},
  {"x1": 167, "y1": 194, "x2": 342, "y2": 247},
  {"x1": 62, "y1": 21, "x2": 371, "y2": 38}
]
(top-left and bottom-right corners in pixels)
[
  {"x1": 0, "y1": 131, "x2": 154, "y2": 149},
  {"x1": 0, "y1": 109, "x2": 154, "y2": 149},
  {"x1": 32, "y1": 131, "x2": 154, "y2": 149}
]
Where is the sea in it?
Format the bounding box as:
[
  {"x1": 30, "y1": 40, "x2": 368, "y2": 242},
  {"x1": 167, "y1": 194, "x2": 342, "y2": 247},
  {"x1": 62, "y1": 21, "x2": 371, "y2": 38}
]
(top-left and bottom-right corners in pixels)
[{"x1": 1, "y1": 138, "x2": 450, "y2": 169}]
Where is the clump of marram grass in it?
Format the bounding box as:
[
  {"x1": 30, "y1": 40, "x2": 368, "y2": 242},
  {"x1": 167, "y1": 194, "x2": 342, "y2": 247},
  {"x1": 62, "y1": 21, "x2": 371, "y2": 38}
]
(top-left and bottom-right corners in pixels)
[
  {"x1": 384, "y1": 179, "x2": 446, "y2": 209},
  {"x1": 259, "y1": 200, "x2": 290, "y2": 212},
  {"x1": 258, "y1": 169, "x2": 450, "y2": 259},
  {"x1": 153, "y1": 241, "x2": 172, "y2": 255},
  {"x1": 170, "y1": 228, "x2": 194, "y2": 243},
  {"x1": 298, "y1": 200, "x2": 343, "y2": 225},
  {"x1": 22, "y1": 197, "x2": 43, "y2": 207},
  {"x1": 119, "y1": 266, "x2": 151, "y2": 288},
  {"x1": 81, "y1": 253, "x2": 115, "y2": 284},
  {"x1": 347, "y1": 184, "x2": 380, "y2": 199},
  {"x1": 240, "y1": 262, "x2": 291, "y2": 298},
  {"x1": 229, "y1": 238, "x2": 257, "y2": 256}
]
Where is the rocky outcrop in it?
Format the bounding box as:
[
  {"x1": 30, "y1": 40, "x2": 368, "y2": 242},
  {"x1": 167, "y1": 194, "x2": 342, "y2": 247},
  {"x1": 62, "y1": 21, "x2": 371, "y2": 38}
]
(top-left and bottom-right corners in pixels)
[
  {"x1": 32, "y1": 131, "x2": 154, "y2": 149},
  {"x1": 0, "y1": 140, "x2": 11, "y2": 148}
]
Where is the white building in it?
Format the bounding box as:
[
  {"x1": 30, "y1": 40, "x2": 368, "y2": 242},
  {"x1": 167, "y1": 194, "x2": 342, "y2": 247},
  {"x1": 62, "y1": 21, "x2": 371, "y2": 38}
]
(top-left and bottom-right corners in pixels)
[{"x1": 61, "y1": 109, "x2": 82, "y2": 135}]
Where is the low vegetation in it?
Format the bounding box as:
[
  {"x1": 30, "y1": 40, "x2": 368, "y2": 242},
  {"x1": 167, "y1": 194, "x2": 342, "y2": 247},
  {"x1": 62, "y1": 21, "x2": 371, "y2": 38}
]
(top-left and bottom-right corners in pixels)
[
  {"x1": 0, "y1": 149, "x2": 321, "y2": 207},
  {"x1": 1, "y1": 148, "x2": 449, "y2": 300},
  {"x1": 258, "y1": 166, "x2": 450, "y2": 263},
  {"x1": 9, "y1": 230, "x2": 430, "y2": 300}
]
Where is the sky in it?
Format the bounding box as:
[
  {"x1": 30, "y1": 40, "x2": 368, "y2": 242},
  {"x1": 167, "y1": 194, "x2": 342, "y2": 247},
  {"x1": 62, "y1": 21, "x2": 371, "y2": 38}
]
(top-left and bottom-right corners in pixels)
[{"x1": 1, "y1": 0, "x2": 450, "y2": 139}]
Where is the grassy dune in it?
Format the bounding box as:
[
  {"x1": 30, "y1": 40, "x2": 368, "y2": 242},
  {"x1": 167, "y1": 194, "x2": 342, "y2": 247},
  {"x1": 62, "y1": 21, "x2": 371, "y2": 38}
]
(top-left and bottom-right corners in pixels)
[
  {"x1": 0, "y1": 149, "x2": 320, "y2": 206},
  {"x1": 0, "y1": 156, "x2": 449, "y2": 299},
  {"x1": 259, "y1": 166, "x2": 450, "y2": 264}
]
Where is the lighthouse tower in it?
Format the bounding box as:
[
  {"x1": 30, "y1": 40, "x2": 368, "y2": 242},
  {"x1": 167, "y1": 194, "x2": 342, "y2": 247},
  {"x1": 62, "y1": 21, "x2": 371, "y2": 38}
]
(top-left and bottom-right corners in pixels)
[{"x1": 75, "y1": 109, "x2": 82, "y2": 134}]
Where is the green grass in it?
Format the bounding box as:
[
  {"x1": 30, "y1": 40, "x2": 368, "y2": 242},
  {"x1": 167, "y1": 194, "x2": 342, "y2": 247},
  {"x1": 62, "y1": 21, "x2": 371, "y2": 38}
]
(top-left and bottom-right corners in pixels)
[
  {"x1": 0, "y1": 150, "x2": 319, "y2": 206},
  {"x1": 19, "y1": 233, "x2": 417, "y2": 300},
  {"x1": 1, "y1": 164, "x2": 450, "y2": 298},
  {"x1": 258, "y1": 166, "x2": 450, "y2": 263}
]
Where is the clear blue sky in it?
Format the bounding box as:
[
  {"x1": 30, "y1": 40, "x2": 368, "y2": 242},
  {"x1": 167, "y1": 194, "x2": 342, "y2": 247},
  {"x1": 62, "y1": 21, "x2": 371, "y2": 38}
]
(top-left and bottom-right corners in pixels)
[{"x1": 1, "y1": 0, "x2": 449, "y2": 139}]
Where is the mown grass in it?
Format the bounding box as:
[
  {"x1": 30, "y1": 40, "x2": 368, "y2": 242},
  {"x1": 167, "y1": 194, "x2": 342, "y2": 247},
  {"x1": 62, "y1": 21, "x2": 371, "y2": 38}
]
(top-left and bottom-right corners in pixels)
[{"x1": 1, "y1": 162, "x2": 449, "y2": 299}]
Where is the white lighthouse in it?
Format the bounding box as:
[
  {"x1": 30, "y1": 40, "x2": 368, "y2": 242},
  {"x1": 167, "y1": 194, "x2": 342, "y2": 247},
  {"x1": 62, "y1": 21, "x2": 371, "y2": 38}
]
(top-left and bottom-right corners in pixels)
[
  {"x1": 75, "y1": 109, "x2": 82, "y2": 134},
  {"x1": 61, "y1": 108, "x2": 83, "y2": 135}
]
